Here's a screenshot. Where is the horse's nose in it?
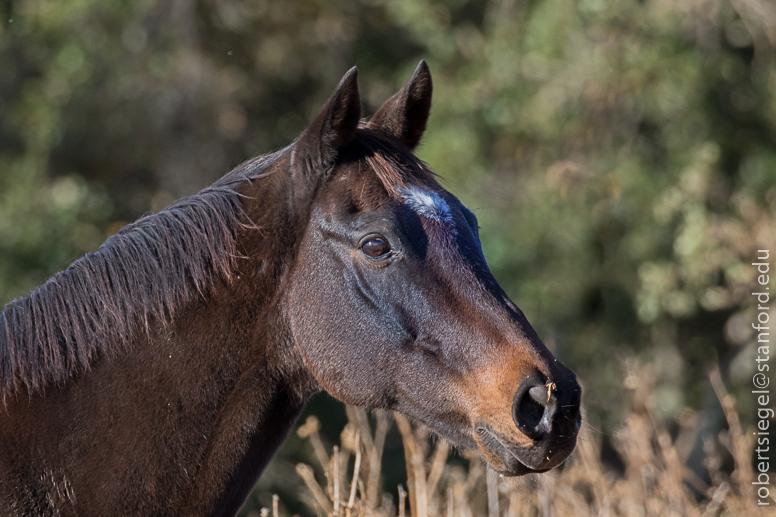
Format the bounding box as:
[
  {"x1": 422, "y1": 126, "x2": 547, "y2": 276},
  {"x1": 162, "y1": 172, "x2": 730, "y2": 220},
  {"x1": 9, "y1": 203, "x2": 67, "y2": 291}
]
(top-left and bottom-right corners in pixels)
[{"x1": 512, "y1": 371, "x2": 581, "y2": 441}]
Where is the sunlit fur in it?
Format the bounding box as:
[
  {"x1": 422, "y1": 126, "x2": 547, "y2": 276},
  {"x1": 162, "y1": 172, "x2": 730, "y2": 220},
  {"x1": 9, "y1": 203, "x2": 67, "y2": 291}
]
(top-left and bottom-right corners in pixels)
[{"x1": 398, "y1": 185, "x2": 454, "y2": 225}]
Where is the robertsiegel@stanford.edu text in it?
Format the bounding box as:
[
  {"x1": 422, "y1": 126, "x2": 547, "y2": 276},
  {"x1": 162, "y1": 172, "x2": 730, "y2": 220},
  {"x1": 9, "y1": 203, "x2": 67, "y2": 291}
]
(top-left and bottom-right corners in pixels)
[{"x1": 752, "y1": 249, "x2": 772, "y2": 507}]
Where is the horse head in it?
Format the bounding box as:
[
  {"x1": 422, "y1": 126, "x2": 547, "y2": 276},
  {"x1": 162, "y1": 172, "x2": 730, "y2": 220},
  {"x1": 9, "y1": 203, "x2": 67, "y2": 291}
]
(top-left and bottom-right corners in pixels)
[{"x1": 285, "y1": 62, "x2": 581, "y2": 475}]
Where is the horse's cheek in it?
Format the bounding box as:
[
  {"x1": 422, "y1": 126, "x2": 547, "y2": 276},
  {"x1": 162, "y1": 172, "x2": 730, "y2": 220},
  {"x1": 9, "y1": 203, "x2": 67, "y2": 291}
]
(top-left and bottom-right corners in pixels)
[{"x1": 286, "y1": 271, "x2": 392, "y2": 407}]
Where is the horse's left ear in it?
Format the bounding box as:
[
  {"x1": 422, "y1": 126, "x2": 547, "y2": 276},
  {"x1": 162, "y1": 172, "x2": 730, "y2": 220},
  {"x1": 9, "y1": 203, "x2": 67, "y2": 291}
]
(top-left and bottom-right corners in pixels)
[
  {"x1": 293, "y1": 67, "x2": 361, "y2": 178},
  {"x1": 369, "y1": 60, "x2": 433, "y2": 149}
]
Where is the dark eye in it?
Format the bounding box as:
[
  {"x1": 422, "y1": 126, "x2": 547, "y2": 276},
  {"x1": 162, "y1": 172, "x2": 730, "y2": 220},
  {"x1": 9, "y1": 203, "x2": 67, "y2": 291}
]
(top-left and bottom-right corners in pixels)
[{"x1": 361, "y1": 237, "x2": 390, "y2": 259}]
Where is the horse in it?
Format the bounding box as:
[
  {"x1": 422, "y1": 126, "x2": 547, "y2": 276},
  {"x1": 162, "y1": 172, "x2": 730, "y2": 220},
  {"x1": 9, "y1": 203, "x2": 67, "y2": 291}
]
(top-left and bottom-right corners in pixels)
[{"x1": 0, "y1": 62, "x2": 581, "y2": 517}]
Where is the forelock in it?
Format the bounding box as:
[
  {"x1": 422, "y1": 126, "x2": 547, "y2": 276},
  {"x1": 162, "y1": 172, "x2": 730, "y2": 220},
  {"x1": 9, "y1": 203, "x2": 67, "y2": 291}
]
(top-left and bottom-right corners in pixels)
[{"x1": 354, "y1": 128, "x2": 437, "y2": 198}]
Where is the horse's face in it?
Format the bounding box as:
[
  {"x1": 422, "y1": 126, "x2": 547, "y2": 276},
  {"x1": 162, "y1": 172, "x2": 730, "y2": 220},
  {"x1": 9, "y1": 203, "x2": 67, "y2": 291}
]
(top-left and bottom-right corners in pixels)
[{"x1": 286, "y1": 63, "x2": 580, "y2": 475}]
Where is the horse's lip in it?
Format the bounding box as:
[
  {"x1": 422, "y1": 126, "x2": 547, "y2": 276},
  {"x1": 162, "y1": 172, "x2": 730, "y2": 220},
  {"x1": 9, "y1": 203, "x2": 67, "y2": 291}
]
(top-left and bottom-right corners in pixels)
[{"x1": 474, "y1": 425, "x2": 551, "y2": 476}]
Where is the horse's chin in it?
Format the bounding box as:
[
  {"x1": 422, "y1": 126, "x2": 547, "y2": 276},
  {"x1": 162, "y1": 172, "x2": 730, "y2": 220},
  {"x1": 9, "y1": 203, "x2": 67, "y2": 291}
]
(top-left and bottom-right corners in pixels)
[
  {"x1": 416, "y1": 418, "x2": 570, "y2": 477},
  {"x1": 474, "y1": 424, "x2": 576, "y2": 477},
  {"x1": 395, "y1": 406, "x2": 577, "y2": 477}
]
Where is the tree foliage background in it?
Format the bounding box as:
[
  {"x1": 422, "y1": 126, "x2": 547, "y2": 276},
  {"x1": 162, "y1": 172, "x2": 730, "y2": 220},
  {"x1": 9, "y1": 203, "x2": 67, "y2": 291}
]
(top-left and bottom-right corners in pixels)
[{"x1": 1, "y1": 0, "x2": 775, "y2": 514}]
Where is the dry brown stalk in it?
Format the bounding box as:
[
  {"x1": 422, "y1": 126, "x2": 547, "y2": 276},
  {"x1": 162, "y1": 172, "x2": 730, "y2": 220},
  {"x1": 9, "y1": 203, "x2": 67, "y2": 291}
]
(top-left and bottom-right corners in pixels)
[
  {"x1": 486, "y1": 467, "x2": 499, "y2": 517},
  {"x1": 426, "y1": 440, "x2": 448, "y2": 500},
  {"x1": 296, "y1": 463, "x2": 333, "y2": 515},
  {"x1": 298, "y1": 416, "x2": 331, "y2": 473},
  {"x1": 333, "y1": 446, "x2": 340, "y2": 516},
  {"x1": 507, "y1": 491, "x2": 519, "y2": 517},
  {"x1": 709, "y1": 366, "x2": 757, "y2": 512},
  {"x1": 345, "y1": 431, "x2": 361, "y2": 517},
  {"x1": 367, "y1": 412, "x2": 391, "y2": 510},
  {"x1": 395, "y1": 413, "x2": 428, "y2": 517}
]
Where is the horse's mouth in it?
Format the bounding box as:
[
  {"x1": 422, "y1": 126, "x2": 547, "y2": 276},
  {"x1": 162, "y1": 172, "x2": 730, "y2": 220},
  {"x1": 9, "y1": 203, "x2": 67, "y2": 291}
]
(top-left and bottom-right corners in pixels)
[{"x1": 474, "y1": 424, "x2": 574, "y2": 477}]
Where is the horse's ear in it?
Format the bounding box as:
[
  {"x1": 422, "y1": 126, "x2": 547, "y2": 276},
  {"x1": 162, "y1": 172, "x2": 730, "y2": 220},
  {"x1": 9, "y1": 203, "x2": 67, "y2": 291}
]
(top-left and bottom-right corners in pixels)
[
  {"x1": 293, "y1": 67, "x2": 361, "y2": 177},
  {"x1": 369, "y1": 60, "x2": 432, "y2": 149}
]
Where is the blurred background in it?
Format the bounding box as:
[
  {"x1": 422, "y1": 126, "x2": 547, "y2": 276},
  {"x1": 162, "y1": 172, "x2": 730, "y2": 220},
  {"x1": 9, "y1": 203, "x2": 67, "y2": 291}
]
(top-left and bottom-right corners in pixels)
[{"x1": 1, "y1": 0, "x2": 775, "y2": 515}]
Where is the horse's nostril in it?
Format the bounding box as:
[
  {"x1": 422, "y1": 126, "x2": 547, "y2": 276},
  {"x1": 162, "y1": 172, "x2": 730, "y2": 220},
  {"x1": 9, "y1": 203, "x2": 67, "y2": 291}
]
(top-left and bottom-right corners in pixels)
[
  {"x1": 512, "y1": 374, "x2": 557, "y2": 441},
  {"x1": 519, "y1": 388, "x2": 546, "y2": 428}
]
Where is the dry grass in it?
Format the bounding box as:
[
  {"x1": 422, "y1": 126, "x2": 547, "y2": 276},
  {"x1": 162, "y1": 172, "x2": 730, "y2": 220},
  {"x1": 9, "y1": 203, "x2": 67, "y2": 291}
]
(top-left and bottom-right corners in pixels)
[{"x1": 254, "y1": 365, "x2": 772, "y2": 517}]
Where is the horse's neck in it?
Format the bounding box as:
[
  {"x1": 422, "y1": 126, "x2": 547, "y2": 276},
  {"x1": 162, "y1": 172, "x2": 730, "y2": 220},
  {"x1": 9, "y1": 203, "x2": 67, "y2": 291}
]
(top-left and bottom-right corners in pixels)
[
  {"x1": 166, "y1": 307, "x2": 309, "y2": 514},
  {"x1": 163, "y1": 171, "x2": 320, "y2": 513},
  {"x1": 0, "y1": 167, "x2": 319, "y2": 516},
  {"x1": 158, "y1": 180, "x2": 317, "y2": 512}
]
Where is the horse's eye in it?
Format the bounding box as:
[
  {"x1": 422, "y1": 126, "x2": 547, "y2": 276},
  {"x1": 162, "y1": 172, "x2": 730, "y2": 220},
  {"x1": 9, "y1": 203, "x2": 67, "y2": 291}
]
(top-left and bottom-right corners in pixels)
[{"x1": 362, "y1": 237, "x2": 390, "y2": 259}]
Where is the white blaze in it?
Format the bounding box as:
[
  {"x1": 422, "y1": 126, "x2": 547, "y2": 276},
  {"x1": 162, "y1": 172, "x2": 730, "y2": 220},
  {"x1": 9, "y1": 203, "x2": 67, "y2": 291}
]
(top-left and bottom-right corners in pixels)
[{"x1": 398, "y1": 186, "x2": 454, "y2": 224}]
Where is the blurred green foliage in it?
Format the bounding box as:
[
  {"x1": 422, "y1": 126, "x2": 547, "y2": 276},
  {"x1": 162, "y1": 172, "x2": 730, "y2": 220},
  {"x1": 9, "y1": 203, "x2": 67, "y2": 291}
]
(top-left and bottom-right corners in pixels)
[{"x1": 1, "y1": 0, "x2": 775, "y2": 514}]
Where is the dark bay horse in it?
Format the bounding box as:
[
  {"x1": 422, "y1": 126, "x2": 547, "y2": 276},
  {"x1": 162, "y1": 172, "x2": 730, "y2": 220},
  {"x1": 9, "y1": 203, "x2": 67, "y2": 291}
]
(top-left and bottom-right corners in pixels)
[{"x1": 0, "y1": 62, "x2": 580, "y2": 516}]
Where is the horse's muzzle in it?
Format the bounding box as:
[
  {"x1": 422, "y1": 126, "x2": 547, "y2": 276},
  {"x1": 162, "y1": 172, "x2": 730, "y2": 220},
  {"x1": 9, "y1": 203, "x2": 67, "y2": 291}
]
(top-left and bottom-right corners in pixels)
[{"x1": 475, "y1": 370, "x2": 581, "y2": 476}]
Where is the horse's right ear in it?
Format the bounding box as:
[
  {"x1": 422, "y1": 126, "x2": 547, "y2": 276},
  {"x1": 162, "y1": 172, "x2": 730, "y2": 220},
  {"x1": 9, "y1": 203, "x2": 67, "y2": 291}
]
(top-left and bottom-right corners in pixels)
[
  {"x1": 369, "y1": 60, "x2": 432, "y2": 149},
  {"x1": 292, "y1": 67, "x2": 361, "y2": 180}
]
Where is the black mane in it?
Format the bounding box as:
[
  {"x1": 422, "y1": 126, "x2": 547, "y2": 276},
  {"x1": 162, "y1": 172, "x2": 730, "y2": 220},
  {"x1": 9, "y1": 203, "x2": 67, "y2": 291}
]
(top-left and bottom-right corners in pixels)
[{"x1": 0, "y1": 149, "x2": 288, "y2": 396}]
